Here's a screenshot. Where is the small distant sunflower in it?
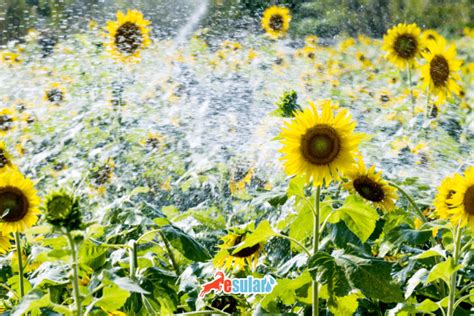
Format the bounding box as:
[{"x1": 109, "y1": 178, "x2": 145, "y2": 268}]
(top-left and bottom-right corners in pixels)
[
  {"x1": 1, "y1": 51, "x2": 22, "y2": 65},
  {"x1": 421, "y1": 30, "x2": 442, "y2": 46},
  {"x1": 261, "y1": 6, "x2": 291, "y2": 39},
  {"x1": 305, "y1": 35, "x2": 318, "y2": 47},
  {"x1": 420, "y1": 37, "x2": 462, "y2": 103},
  {"x1": 434, "y1": 173, "x2": 462, "y2": 219},
  {"x1": 344, "y1": 160, "x2": 398, "y2": 211},
  {"x1": 0, "y1": 108, "x2": 16, "y2": 136},
  {"x1": 447, "y1": 167, "x2": 474, "y2": 231},
  {"x1": 382, "y1": 23, "x2": 422, "y2": 68},
  {"x1": 0, "y1": 233, "x2": 11, "y2": 254},
  {"x1": 44, "y1": 83, "x2": 66, "y2": 104},
  {"x1": 213, "y1": 226, "x2": 264, "y2": 271},
  {"x1": 279, "y1": 100, "x2": 363, "y2": 186},
  {"x1": 0, "y1": 142, "x2": 14, "y2": 171},
  {"x1": 106, "y1": 10, "x2": 151, "y2": 62},
  {"x1": 0, "y1": 168, "x2": 40, "y2": 235}
]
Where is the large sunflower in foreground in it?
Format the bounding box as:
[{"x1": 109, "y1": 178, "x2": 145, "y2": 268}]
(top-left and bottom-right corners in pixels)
[
  {"x1": 344, "y1": 160, "x2": 398, "y2": 211},
  {"x1": 261, "y1": 6, "x2": 291, "y2": 39},
  {"x1": 420, "y1": 38, "x2": 462, "y2": 103},
  {"x1": 0, "y1": 168, "x2": 40, "y2": 235},
  {"x1": 213, "y1": 226, "x2": 264, "y2": 271},
  {"x1": 279, "y1": 100, "x2": 363, "y2": 186},
  {"x1": 434, "y1": 173, "x2": 462, "y2": 219},
  {"x1": 382, "y1": 23, "x2": 422, "y2": 68},
  {"x1": 446, "y1": 167, "x2": 474, "y2": 231},
  {"x1": 106, "y1": 10, "x2": 151, "y2": 62}
]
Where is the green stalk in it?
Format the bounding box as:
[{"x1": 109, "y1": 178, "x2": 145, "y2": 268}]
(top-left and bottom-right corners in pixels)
[
  {"x1": 159, "y1": 231, "x2": 180, "y2": 276},
  {"x1": 129, "y1": 240, "x2": 138, "y2": 280},
  {"x1": 312, "y1": 186, "x2": 321, "y2": 316},
  {"x1": 14, "y1": 232, "x2": 25, "y2": 298},
  {"x1": 388, "y1": 182, "x2": 426, "y2": 222},
  {"x1": 66, "y1": 231, "x2": 82, "y2": 316},
  {"x1": 447, "y1": 224, "x2": 462, "y2": 316},
  {"x1": 406, "y1": 63, "x2": 415, "y2": 115}
]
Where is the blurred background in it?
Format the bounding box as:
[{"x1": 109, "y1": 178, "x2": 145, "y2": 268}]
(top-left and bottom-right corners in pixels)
[{"x1": 0, "y1": 0, "x2": 473, "y2": 45}]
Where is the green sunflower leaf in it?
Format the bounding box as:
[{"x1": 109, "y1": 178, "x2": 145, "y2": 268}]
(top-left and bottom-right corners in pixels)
[
  {"x1": 161, "y1": 225, "x2": 211, "y2": 262},
  {"x1": 232, "y1": 220, "x2": 276, "y2": 255},
  {"x1": 330, "y1": 195, "x2": 379, "y2": 243}
]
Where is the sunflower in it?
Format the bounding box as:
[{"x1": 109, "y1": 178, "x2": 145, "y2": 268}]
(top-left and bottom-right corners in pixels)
[
  {"x1": 305, "y1": 35, "x2": 318, "y2": 47},
  {"x1": 344, "y1": 160, "x2": 398, "y2": 211},
  {"x1": 0, "y1": 108, "x2": 16, "y2": 136},
  {"x1": 213, "y1": 226, "x2": 264, "y2": 271},
  {"x1": 434, "y1": 173, "x2": 463, "y2": 219},
  {"x1": 420, "y1": 37, "x2": 462, "y2": 103},
  {"x1": 0, "y1": 233, "x2": 11, "y2": 254},
  {"x1": 0, "y1": 51, "x2": 22, "y2": 65},
  {"x1": 0, "y1": 142, "x2": 14, "y2": 172},
  {"x1": 0, "y1": 168, "x2": 40, "y2": 235},
  {"x1": 44, "y1": 83, "x2": 66, "y2": 104},
  {"x1": 421, "y1": 30, "x2": 442, "y2": 46},
  {"x1": 382, "y1": 23, "x2": 422, "y2": 68},
  {"x1": 261, "y1": 6, "x2": 291, "y2": 39},
  {"x1": 106, "y1": 10, "x2": 151, "y2": 62},
  {"x1": 279, "y1": 100, "x2": 363, "y2": 187},
  {"x1": 446, "y1": 167, "x2": 474, "y2": 231}
]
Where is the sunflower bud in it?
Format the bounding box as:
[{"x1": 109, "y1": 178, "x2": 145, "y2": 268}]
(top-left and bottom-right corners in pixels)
[
  {"x1": 276, "y1": 90, "x2": 301, "y2": 118},
  {"x1": 43, "y1": 191, "x2": 82, "y2": 231}
]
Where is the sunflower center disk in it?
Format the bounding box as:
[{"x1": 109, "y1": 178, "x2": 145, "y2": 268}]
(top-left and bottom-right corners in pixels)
[
  {"x1": 47, "y1": 89, "x2": 64, "y2": 102},
  {"x1": 233, "y1": 234, "x2": 260, "y2": 257},
  {"x1": 463, "y1": 185, "x2": 474, "y2": 215},
  {"x1": 115, "y1": 22, "x2": 143, "y2": 55},
  {"x1": 0, "y1": 115, "x2": 13, "y2": 130},
  {"x1": 394, "y1": 34, "x2": 417, "y2": 59},
  {"x1": 430, "y1": 55, "x2": 450, "y2": 87},
  {"x1": 301, "y1": 125, "x2": 341, "y2": 165},
  {"x1": 0, "y1": 187, "x2": 29, "y2": 222},
  {"x1": 269, "y1": 14, "x2": 284, "y2": 31},
  {"x1": 353, "y1": 176, "x2": 385, "y2": 202}
]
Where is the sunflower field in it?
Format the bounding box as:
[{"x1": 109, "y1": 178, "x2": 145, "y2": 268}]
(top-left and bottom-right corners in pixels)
[{"x1": 0, "y1": 2, "x2": 473, "y2": 316}]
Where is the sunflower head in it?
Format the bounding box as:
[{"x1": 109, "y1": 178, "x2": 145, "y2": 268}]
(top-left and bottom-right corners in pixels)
[
  {"x1": 344, "y1": 160, "x2": 398, "y2": 211},
  {"x1": 420, "y1": 37, "x2": 462, "y2": 104},
  {"x1": 0, "y1": 168, "x2": 40, "y2": 235},
  {"x1": 44, "y1": 83, "x2": 66, "y2": 104},
  {"x1": 0, "y1": 108, "x2": 16, "y2": 135},
  {"x1": 43, "y1": 190, "x2": 82, "y2": 231},
  {"x1": 421, "y1": 30, "x2": 442, "y2": 48},
  {"x1": 445, "y1": 167, "x2": 474, "y2": 231},
  {"x1": 106, "y1": 10, "x2": 151, "y2": 62},
  {"x1": 0, "y1": 142, "x2": 14, "y2": 171},
  {"x1": 434, "y1": 173, "x2": 462, "y2": 219},
  {"x1": 279, "y1": 100, "x2": 363, "y2": 187},
  {"x1": 275, "y1": 90, "x2": 301, "y2": 118},
  {"x1": 261, "y1": 6, "x2": 291, "y2": 39},
  {"x1": 213, "y1": 225, "x2": 264, "y2": 271},
  {"x1": 382, "y1": 23, "x2": 422, "y2": 68}
]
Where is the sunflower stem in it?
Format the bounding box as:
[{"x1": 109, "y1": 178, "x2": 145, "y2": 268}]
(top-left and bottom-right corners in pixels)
[
  {"x1": 447, "y1": 223, "x2": 462, "y2": 316},
  {"x1": 276, "y1": 234, "x2": 312, "y2": 257},
  {"x1": 66, "y1": 231, "x2": 82, "y2": 316},
  {"x1": 406, "y1": 63, "x2": 415, "y2": 115},
  {"x1": 14, "y1": 232, "x2": 25, "y2": 298},
  {"x1": 159, "y1": 231, "x2": 180, "y2": 276},
  {"x1": 388, "y1": 182, "x2": 426, "y2": 222},
  {"x1": 129, "y1": 240, "x2": 138, "y2": 280},
  {"x1": 424, "y1": 85, "x2": 432, "y2": 120},
  {"x1": 312, "y1": 185, "x2": 321, "y2": 316}
]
